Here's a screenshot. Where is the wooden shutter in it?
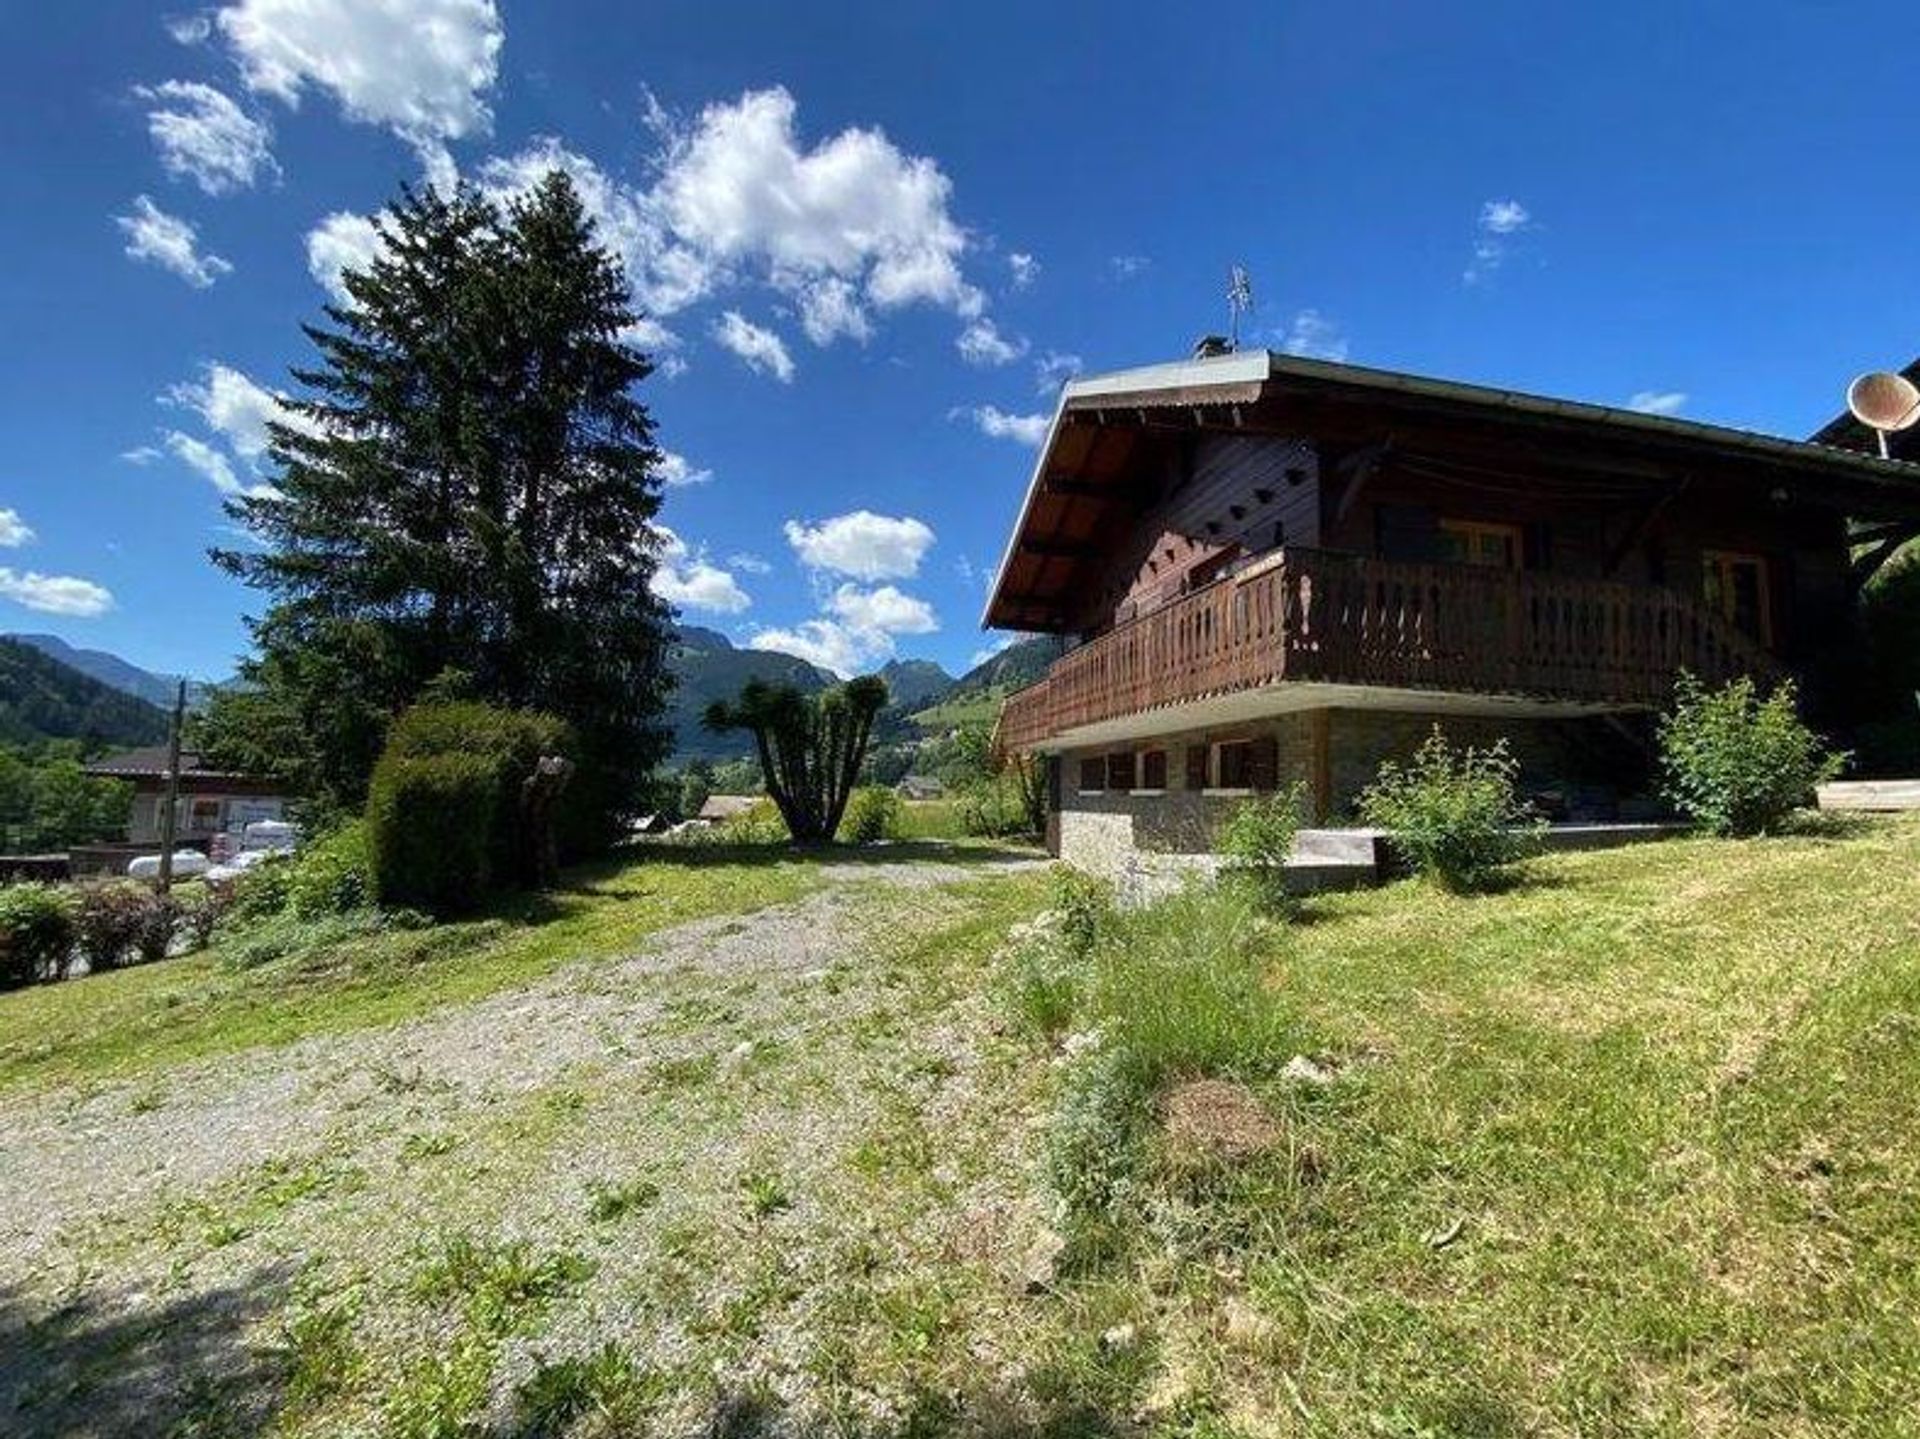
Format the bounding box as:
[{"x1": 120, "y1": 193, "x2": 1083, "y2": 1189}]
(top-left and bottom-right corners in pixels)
[
  {"x1": 1186, "y1": 744, "x2": 1209, "y2": 791},
  {"x1": 1248, "y1": 736, "x2": 1279, "y2": 792},
  {"x1": 1141, "y1": 749, "x2": 1168, "y2": 790}
]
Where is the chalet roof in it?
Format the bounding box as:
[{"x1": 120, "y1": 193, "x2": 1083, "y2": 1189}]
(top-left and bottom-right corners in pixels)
[
  {"x1": 983, "y1": 349, "x2": 1920, "y2": 632},
  {"x1": 83, "y1": 747, "x2": 267, "y2": 783}
]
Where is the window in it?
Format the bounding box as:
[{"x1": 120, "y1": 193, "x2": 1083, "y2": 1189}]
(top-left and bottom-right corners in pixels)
[
  {"x1": 1077, "y1": 757, "x2": 1105, "y2": 794},
  {"x1": 1212, "y1": 739, "x2": 1254, "y2": 792},
  {"x1": 1105, "y1": 752, "x2": 1136, "y2": 793},
  {"x1": 187, "y1": 798, "x2": 222, "y2": 833},
  {"x1": 1702, "y1": 550, "x2": 1772, "y2": 646},
  {"x1": 1138, "y1": 749, "x2": 1168, "y2": 792},
  {"x1": 1438, "y1": 518, "x2": 1523, "y2": 570}
]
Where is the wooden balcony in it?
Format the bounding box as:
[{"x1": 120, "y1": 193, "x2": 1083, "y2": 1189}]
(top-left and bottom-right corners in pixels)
[{"x1": 995, "y1": 547, "x2": 1776, "y2": 752}]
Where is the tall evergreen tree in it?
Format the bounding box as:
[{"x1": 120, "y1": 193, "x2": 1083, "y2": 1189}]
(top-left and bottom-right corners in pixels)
[{"x1": 211, "y1": 173, "x2": 674, "y2": 833}]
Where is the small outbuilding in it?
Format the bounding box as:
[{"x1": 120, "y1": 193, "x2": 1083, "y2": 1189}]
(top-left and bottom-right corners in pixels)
[
  {"x1": 895, "y1": 775, "x2": 946, "y2": 801},
  {"x1": 697, "y1": 794, "x2": 761, "y2": 823},
  {"x1": 83, "y1": 747, "x2": 290, "y2": 848}
]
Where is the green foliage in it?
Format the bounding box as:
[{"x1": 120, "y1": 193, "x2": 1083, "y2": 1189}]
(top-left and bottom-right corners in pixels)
[
  {"x1": 1853, "y1": 544, "x2": 1920, "y2": 771},
  {"x1": 1358, "y1": 729, "x2": 1543, "y2": 890},
  {"x1": 703, "y1": 676, "x2": 889, "y2": 843},
  {"x1": 209, "y1": 173, "x2": 675, "y2": 832},
  {"x1": 955, "y1": 766, "x2": 1044, "y2": 839},
  {"x1": 367, "y1": 702, "x2": 577, "y2": 914},
  {"x1": 0, "y1": 743, "x2": 134, "y2": 853},
  {"x1": 284, "y1": 820, "x2": 373, "y2": 918},
  {"x1": 512, "y1": 1344, "x2": 660, "y2": 1438},
  {"x1": 1216, "y1": 785, "x2": 1307, "y2": 913},
  {"x1": 839, "y1": 786, "x2": 903, "y2": 844},
  {"x1": 676, "y1": 766, "x2": 711, "y2": 822},
  {"x1": 1051, "y1": 866, "x2": 1112, "y2": 962},
  {"x1": 0, "y1": 638, "x2": 170, "y2": 749},
  {"x1": 73, "y1": 883, "x2": 177, "y2": 972},
  {"x1": 222, "y1": 908, "x2": 430, "y2": 970},
  {"x1": 1658, "y1": 673, "x2": 1847, "y2": 837},
  {"x1": 998, "y1": 911, "x2": 1085, "y2": 1040},
  {"x1": 228, "y1": 853, "x2": 295, "y2": 922},
  {"x1": 584, "y1": 1176, "x2": 660, "y2": 1223},
  {"x1": 0, "y1": 883, "x2": 76, "y2": 989}
]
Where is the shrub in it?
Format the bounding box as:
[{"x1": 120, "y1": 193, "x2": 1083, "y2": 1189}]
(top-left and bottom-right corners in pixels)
[
  {"x1": 998, "y1": 911, "x2": 1084, "y2": 1039},
  {"x1": 1658, "y1": 673, "x2": 1846, "y2": 837},
  {"x1": 74, "y1": 883, "x2": 177, "y2": 972},
  {"x1": 839, "y1": 786, "x2": 903, "y2": 845},
  {"x1": 1216, "y1": 785, "x2": 1307, "y2": 913},
  {"x1": 228, "y1": 853, "x2": 295, "y2": 922},
  {"x1": 0, "y1": 884, "x2": 76, "y2": 988},
  {"x1": 176, "y1": 886, "x2": 229, "y2": 951},
  {"x1": 956, "y1": 769, "x2": 1044, "y2": 839},
  {"x1": 1358, "y1": 729, "x2": 1542, "y2": 890},
  {"x1": 1051, "y1": 866, "x2": 1112, "y2": 962},
  {"x1": 285, "y1": 820, "x2": 373, "y2": 918},
  {"x1": 367, "y1": 752, "x2": 499, "y2": 916}
]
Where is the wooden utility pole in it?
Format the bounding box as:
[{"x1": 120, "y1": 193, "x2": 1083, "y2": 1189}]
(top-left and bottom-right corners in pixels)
[{"x1": 155, "y1": 679, "x2": 186, "y2": 894}]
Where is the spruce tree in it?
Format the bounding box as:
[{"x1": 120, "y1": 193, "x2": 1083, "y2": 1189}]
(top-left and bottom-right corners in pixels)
[{"x1": 212, "y1": 173, "x2": 674, "y2": 833}]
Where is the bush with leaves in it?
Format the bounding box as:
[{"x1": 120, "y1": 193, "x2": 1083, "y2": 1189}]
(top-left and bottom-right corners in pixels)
[
  {"x1": 1358, "y1": 729, "x2": 1542, "y2": 890},
  {"x1": 1216, "y1": 784, "x2": 1308, "y2": 913},
  {"x1": 285, "y1": 820, "x2": 373, "y2": 918},
  {"x1": 74, "y1": 883, "x2": 177, "y2": 972},
  {"x1": 0, "y1": 884, "x2": 76, "y2": 989},
  {"x1": 176, "y1": 886, "x2": 229, "y2": 952},
  {"x1": 702, "y1": 676, "x2": 888, "y2": 843},
  {"x1": 1658, "y1": 673, "x2": 1845, "y2": 836},
  {"x1": 838, "y1": 786, "x2": 902, "y2": 845}
]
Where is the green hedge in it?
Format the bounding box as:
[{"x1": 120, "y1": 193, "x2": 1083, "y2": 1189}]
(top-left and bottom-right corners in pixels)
[{"x1": 0, "y1": 884, "x2": 76, "y2": 989}]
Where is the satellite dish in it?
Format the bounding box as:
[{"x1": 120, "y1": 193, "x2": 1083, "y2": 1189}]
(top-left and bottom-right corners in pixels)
[{"x1": 1846, "y1": 371, "x2": 1920, "y2": 457}]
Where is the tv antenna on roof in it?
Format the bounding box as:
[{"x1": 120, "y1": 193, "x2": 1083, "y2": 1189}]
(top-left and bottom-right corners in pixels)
[
  {"x1": 1846, "y1": 370, "x2": 1920, "y2": 459},
  {"x1": 1226, "y1": 265, "x2": 1253, "y2": 351}
]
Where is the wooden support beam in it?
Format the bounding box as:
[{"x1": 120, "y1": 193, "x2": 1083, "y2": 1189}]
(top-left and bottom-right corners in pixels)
[
  {"x1": 1332, "y1": 440, "x2": 1392, "y2": 527},
  {"x1": 1603, "y1": 476, "x2": 1689, "y2": 577}
]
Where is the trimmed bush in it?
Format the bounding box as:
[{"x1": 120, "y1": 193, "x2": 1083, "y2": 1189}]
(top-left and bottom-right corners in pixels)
[
  {"x1": 1357, "y1": 728, "x2": 1542, "y2": 891},
  {"x1": 366, "y1": 703, "x2": 577, "y2": 915},
  {"x1": 838, "y1": 787, "x2": 902, "y2": 845},
  {"x1": 1216, "y1": 785, "x2": 1307, "y2": 913},
  {"x1": 1658, "y1": 673, "x2": 1845, "y2": 837},
  {"x1": 74, "y1": 883, "x2": 177, "y2": 972},
  {"x1": 367, "y1": 752, "x2": 499, "y2": 916},
  {"x1": 0, "y1": 884, "x2": 76, "y2": 988},
  {"x1": 285, "y1": 820, "x2": 373, "y2": 918}
]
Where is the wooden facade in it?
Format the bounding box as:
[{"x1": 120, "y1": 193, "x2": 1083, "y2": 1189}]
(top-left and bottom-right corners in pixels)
[{"x1": 987, "y1": 351, "x2": 1920, "y2": 755}]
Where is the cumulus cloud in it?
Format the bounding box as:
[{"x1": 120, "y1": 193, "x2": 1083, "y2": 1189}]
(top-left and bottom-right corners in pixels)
[
  {"x1": 796, "y1": 276, "x2": 873, "y2": 346},
  {"x1": 167, "y1": 12, "x2": 215, "y2": 44},
  {"x1": 748, "y1": 581, "x2": 939, "y2": 678},
  {"x1": 0, "y1": 569, "x2": 114, "y2": 617},
  {"x1": 116, "y1": 196, "x2": 232, "y2": 287},
  {"x1": 649, "y1": 525, "x2": 751, "y2": 614},
  {"x1": 954, "y1": 405, "x2": 1049, "y2": 447},
  {"x1": 164, "y1": 431, "x2": 251, "y2": 497},
  {"x1": 218, "y1": 0, "x2": 501, "y2": 174},
  {"x1": 165, "y1": 362, "x2": 299, "y2": 461},
  {"x1": 1007, "y1": 252, "x2": 1038, "y2": 288},
  {"x1": 1035, "y1": 350, "x2": 1082, "y2": 393},
  {"x1": 655, "y1": 450, "x2": 712, "y2": 487},
  {"x1": 0, "y1": 509, "x2": 34, "y2": 548},
  {"x1": 304, "y1": 209, "x2": 384, "y2": 303},
  {"x1": 1276, "y1": 308, "x2": 1349, "y2": 363},
  {"x1": 783, "y1": 510, "x2": 934, "y2": 581},
  {"x1": 957, "y1": 317, "x2": 1026, "y2": 367},
  {"x1": 1628, "y1": 390, "x2": 1688, "y2": 417},
  {"x1": 712, "y1": 311, "x2": 795, "y2": 382},
  {"x1": 1465, "y1": 197, "x2": 1534, "y2": 284},
  {"x1": 137, "y1": 80, "x2": 276, "y2": 194}
]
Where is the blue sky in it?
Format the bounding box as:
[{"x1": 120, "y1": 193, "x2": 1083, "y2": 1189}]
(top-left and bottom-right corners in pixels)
[{"x1": 3, "y1": 2, "x2": 1918, "y2": 682}]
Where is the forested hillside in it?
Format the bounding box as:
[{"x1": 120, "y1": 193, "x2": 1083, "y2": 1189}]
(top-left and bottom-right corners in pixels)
[{"x1": 0, "y1": 639, "x2": 170, "y2": 749}]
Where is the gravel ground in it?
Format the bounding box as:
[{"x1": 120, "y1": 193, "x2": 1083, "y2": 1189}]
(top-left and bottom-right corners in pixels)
[{"x1": 0, "y1": 856, "x2": 1053, "y2": 1438}]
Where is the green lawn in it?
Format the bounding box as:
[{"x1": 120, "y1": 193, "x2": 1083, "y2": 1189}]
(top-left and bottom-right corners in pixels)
[{"x1": 3, "y1": 819, "x2": 1917, "y2": 1436}]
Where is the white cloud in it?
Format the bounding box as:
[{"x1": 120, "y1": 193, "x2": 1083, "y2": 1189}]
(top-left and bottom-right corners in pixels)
[
  {"x1": 746, "y1": 621, "x2": 868, "y2": 677},
  {"x1": 0, "y1": 509, "x2": 34, "y2": 548},
  {"x1": 218, "y1": 0, "x2": 501, "y2": 173},
  {"x1": 1110, "y1": 254, "x2": 1150, "y2": 280},
  {"x1": 825, "y1": 582, "x2": 937, "y2": 636},
  {"x1": 116, "y1": 196, "x2": 232, "y2": 287},
  {"x1": 0, "y1": 569, "x2": 114, "y2": 617},
  {"x1": 656, "y1": 450, "x2": 712, "y2": 488},
  {"x1": 712, "y1": 311, "x2": 795, "y2": 382},
  {"x1": 1276, "y1": 308, "x2": 1349, "y2": 363},
  {"x1": 1628, "y1": 390, "x2": 1688, "y2": 416},
  {"x1": 957, "y1": 317, "x2": 1026, "y2": 367},
  {"x1": 796, "y1": 276, "x2": 872, "y2": 346},
  {"x1": 970, "y1": 633, "x2": 1018, "y2": 668},
  {"x1": 137, "y1": 81, "x2": 276, "y2": 195},
  {"x1": 1007, "y1": 252, "x2": 1038, "y2": 288},
  {"x1": 165, "y1": 362, "x2": 296, "y2": 461},
  {"x1": 164, "y1": 431, "x2": 250, "y2": 496},
  {"x1": 955, "y1": 405, "x2": 1049, "y2": 447},
  {"x1": 648, "y1": 525, "x2": 751, "y2": 614},
  {"x1": 783, "y1": 510, "x2": 934, "y2": 580},
  {"x1": 728, "y1": 551, "x2": 771, "y2": 574},
  {"x1": 167, "y1": 13, "x2": 215, "y2": 44},
  {"x1": 1465, "y1": 197, "x2": 1534, "y2": 284},
  {"x1": 303, "y1": 210, "x2": 384, "y2": 303},
  {"x1": 120, "y1": 446, "x2": 164, "y2": 465},
  {"x1": 1035, "y1": 350, "x2": 1082, "y2": 393}
]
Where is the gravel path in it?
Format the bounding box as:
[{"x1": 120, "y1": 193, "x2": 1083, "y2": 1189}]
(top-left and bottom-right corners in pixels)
[{"x1": 0, "y1": 855, "x2": 1051, "y2": 1438}]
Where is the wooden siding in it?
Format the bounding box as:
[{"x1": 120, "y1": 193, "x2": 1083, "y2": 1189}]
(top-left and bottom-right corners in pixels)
[{"x1": 996, "y1": 547, "x2": 1776, "y2": 753}]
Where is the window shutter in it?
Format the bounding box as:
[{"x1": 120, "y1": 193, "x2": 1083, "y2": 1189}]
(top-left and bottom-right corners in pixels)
[
  {"x1": 1186, "y1": 744, "x2": 1209, "y2": 791},
  {"x1": 1248, "y1": 736, "x2": 1279, "y2": 792}
]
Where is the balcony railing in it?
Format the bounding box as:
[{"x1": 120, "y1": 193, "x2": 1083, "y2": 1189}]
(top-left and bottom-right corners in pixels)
[{"x1": 996, "y1": 547, "x2": 1776, "y2": 752}]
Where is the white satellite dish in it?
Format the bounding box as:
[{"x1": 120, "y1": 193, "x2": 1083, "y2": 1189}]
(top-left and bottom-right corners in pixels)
[{"x1": 1846, "y1": 371, "x2": 1920, "y2": 458}]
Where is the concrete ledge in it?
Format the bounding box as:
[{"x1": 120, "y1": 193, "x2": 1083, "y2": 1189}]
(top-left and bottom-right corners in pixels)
[{"x1": 1818, "y1": 780, "x2": 1920, "y2": 812}]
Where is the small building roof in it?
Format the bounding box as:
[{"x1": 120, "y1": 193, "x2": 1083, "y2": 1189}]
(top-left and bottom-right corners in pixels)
[
  {"x1": 83, "y1": 747, "x2": 270, "y2": 784},
  {"x1": 983, "y1": 348, "x2": 1920, "y2": 632},
  {"x1": 697, "y1": 794, "x2": 760, "y2": 821}
]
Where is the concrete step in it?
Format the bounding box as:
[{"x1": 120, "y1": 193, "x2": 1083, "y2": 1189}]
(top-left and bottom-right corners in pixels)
[{"x1": 1291, "y1": 828, "x2": 1385, "y2": 866}]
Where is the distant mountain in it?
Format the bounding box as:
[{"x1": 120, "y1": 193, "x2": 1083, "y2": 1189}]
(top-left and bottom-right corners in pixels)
[
  {"x1": 0, "y1": 639, "x2": 171, "y2": 749},
  {"x1": 911, "y1": 635, "x2": 1062, "y2": 730},
  {"x1": 875, "y1": 658, "x2": 954, "y2": 713},
  {"x1": 666, "y1": 625, "x2": 837, "y2": 760},
  {"x1": 5, "y1": 633, "x2": 217, "y2": 710}
]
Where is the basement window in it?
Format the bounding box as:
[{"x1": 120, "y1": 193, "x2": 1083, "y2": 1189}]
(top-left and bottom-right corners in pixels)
[
  {"x1": 1077, "y1": 757, "x2": 1105, "y2": 795},
  {"x1": 1106, "y1": 752, "x2": 1137, "y2": 793},
  {"x1": 1136, "y1": 749, "x2": 1167, "y2": 794},
  {"x1": 1208, "y1": 739, "x2": 1254, "y2": 795}
]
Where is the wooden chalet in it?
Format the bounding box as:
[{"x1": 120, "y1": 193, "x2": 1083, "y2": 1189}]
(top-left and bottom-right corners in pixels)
[{"x1": 983, "y1": 349, "x2": 1920, "y2": 868}]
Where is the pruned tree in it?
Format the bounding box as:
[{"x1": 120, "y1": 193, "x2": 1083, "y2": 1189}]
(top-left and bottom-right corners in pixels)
[{"x1": 702, "y1": 677, "x2": 888, "y2": 843}]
